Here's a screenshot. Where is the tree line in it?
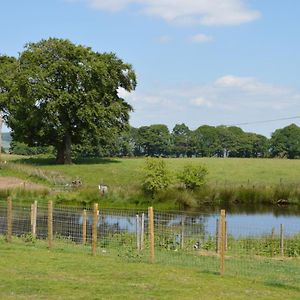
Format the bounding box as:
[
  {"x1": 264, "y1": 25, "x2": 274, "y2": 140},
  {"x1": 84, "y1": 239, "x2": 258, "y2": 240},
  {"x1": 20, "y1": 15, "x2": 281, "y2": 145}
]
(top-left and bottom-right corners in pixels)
[
  {"x1": 105, "y1": 123, "x2": 300, "y2": 159},
  {"x1": 7, "y1": 122, "x2": 300, "y2": 159}
]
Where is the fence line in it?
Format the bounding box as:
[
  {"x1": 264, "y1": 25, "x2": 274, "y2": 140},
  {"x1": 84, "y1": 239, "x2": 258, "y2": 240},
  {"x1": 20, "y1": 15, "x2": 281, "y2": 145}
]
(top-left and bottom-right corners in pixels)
[{"x1": 0, "y1": 198, "x2": 299, "y2": 282}]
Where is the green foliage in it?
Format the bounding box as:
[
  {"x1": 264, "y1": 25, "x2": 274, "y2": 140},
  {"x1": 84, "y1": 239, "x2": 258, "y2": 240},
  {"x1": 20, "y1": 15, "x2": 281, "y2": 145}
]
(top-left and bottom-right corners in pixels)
[
  {"x1": 10, "y1": 141, "x2": 53, "y2": 156},
  {"x1": 0, "y1": 38, "x2": 136, "y2": 164},
  {"x1": 270, "y1": 124, "x2": 300, "y2": 158},
  {"x1": 142, "y1": 157, "x2": 172, "y2": 197},
  {"x1": 137, "y1": 124, "x2": 171, "y2": 156},
  {"x1": 178, "y1": 164, "x2": 208, "y2": 190},
  {"x1": 171, "y1": 123, "x2": 194, "y2": 157},
  {"x1": 21, "y1": 233, "x2": 36, "y2": 244}
]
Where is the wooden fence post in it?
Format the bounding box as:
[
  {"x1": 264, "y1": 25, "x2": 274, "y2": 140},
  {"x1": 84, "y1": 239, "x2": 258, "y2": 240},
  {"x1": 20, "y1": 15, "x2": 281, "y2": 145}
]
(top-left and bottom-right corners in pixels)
[
  {"x1": 220, "y1": 209, "x2": 226, "y2": 275},
  {"x1": 30, "y1": 203, "x2": 34, "y2": 230},
  {"x1": 148, "y1": 207, "x2": 155, "y2": 263},
  {"x1": 92, "y1": 203, "x2": 98, "y2": 256},
  {"x1": 181, "y1": 215, "x2": 185, "y2": 249},
  {"x1": 140, "y1": 213, "x2": 144, "y2": 250},
  {"x1": 225, "y1": 220, "x2": 228, "y2": 251},
  {"x1": 48, "y1": 201, "x2": 53, "y2": 249},
  {"x1": 31, "y1": 201, "x2": 37, "y2": 238},
  {"x1": 280, "y1": 224, "x2": 284, "y2": 257},
  {"x1": 136, "y1": 214, "x2": 140, "y2": 251},
  {"x1": 33, "y1": 201, "x2": 37, "y2": 238},
  {"x1": 216, "y1": 218, "x2": 219, "y2": 253},
  {"x1": 6, "y1": 197, "x2": 12, "y2": 243},
  {"x1": 82, "y1": 209, "x2": 87, "y2": 245}
]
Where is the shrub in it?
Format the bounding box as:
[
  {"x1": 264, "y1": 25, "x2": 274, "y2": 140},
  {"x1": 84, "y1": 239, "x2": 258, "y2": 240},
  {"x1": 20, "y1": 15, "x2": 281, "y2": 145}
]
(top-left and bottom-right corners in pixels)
[
  {"x1": 142, "y1": 157, "x2": 172, "y2": 198},
  {"x1": 178, "y1": 164, "x2": 208, "y2": 190}
]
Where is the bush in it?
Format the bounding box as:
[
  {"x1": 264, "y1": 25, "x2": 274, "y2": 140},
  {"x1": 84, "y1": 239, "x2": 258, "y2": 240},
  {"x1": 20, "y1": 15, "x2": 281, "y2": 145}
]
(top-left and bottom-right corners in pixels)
[
  {"x1": 178, "y1": 164, "x2": 208, "y2": 190},
  {"x1": 142, "y1": 157, "x2": 172, "y2": 198}
]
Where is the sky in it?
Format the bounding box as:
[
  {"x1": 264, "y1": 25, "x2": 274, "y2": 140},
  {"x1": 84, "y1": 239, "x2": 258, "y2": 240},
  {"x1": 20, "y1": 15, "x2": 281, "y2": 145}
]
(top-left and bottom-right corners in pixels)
[{"x1": 1, "y1": 0, "x2": 300, "y2": 136}]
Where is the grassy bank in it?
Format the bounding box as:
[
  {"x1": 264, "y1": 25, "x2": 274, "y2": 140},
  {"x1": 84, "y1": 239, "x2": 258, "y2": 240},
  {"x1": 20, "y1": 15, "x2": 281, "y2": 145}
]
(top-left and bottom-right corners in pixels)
[
  {"x1": 0, "y1": 239, "x2": 299, "y2": 299},
  {"x1": 1, "y1": 155, "x2": 300, "y2": 210}
]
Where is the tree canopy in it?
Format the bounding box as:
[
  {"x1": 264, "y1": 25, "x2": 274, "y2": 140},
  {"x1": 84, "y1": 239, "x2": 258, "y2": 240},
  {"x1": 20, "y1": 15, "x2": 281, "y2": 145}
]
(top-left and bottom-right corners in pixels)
[
  {"x1": 0, "y1": 38, "x2": 136, "y2": 163},
  {"x1": 270, "y1": 124, "x2": 300, "y2": 158}
]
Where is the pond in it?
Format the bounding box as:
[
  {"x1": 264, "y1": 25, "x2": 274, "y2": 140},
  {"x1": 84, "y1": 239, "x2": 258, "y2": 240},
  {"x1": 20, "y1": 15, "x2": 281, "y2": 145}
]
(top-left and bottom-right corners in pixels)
[{"x1": 0, "y1": 203, "x2": 299, "y2": 240}]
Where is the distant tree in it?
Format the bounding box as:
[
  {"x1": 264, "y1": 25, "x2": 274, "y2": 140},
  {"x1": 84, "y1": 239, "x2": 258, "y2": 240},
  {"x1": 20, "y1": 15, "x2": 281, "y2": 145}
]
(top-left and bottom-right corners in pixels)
[
  {"x1": 270, "y1": 124, "x2": 300, "y2": 158},
  {"x1": 215, "y1": 126, "x2": 238, "y2": 158},
  {"x1": 194, "y1": 125, "x2": 219, "y2": 157},
  {"x1": 249, "y1": 133, "x2": 269, "y2": 158},
  {"x1": 0, "y1": 38, "x2": 136, "y2": 164},
  {"x1": 137, "y1": 124, "x2": 170, "y2": 156},
  {"x1": 171, "y1": 123, "x2": 193, "y2": 157}
]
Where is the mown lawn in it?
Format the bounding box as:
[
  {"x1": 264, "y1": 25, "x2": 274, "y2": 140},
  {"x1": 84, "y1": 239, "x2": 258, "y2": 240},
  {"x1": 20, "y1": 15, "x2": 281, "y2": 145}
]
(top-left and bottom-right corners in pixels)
[{"x1": 0, "y1": 240, "x2": 300, "y2": 299}]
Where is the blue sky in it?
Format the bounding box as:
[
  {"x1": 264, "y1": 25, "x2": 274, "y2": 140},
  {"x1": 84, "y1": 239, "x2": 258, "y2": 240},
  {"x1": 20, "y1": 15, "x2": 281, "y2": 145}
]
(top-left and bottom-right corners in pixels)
[{"x1": 1, "y1": 0, "x2": 300, "y2": 136}]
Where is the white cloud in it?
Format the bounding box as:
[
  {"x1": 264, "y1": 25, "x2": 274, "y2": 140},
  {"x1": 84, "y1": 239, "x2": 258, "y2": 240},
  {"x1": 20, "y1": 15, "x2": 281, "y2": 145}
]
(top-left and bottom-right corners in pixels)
[
  {"x1": 190, "y1": 97, "x2": 213, "y2": 107},
  {"x1": 78, "y1": 0, "x2": 261, "y2": 26},
  {"x1": 86, "y1": 0, "x2": 131, "y2": 12},
  {"x1": 190, "y1": 33, "x2": 214, "y2": 43},
  {"x1": 119, "y1": 76, "x2": 300, "y2": 134},
  {"x1": 214, "y1": 75, "x2": 294, "y2": 96}
]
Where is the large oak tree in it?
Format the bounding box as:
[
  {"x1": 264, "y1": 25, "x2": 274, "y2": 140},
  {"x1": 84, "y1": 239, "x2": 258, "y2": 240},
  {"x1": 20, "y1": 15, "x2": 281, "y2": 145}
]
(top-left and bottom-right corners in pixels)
[{"x1": 0, "y1": 38, "x2": 136, "y2": 163}]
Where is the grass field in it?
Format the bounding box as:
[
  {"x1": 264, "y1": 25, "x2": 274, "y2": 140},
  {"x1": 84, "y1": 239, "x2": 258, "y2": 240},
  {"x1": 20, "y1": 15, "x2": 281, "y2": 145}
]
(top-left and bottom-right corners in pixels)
[
  {"x1": 28, "y1": 157, "x2": 300, "y2": 186},
  {"x1": 1, "y1": 155, "x2": 300, "y2": 208},
  {"x1": 2, "y1": 155, "x2": 300, "y2": 184},
  {"x1": 0, "y1": 239, "x2": 299, "y2": 300}
]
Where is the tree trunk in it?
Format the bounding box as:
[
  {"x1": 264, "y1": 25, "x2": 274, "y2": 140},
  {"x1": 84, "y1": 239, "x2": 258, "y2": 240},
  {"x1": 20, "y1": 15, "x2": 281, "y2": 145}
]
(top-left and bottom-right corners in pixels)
[
  {"x1": 64, "y1": 132, "x2": 72, "y2": 164},
  {"x1": 56, "y1": 143, "x2": 65, "y2": 164},
  {"x1": 56, "y1": 133, "x2": 72, "y2": 164}
]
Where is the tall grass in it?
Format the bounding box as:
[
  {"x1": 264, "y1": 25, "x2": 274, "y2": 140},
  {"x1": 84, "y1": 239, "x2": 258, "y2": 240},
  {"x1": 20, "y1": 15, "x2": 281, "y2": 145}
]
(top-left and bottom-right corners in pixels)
[
  {"x1": 0, "y1": 187, "x2": 50, "y2": 202},
  {"x1": 0, "y1": 162, "x2": 69, "y2": 185}
]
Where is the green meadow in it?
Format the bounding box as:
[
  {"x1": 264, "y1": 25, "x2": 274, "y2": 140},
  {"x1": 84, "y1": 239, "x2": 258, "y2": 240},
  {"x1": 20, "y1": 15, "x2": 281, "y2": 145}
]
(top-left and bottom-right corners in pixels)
[{"x1": 1, "y1": 155, "x2": 300, "y2": 209}]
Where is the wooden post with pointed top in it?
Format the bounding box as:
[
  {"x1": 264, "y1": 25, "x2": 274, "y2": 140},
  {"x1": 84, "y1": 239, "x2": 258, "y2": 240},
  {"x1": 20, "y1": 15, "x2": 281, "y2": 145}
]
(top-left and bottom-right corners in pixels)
[
  {"x1": 48, "y1": 201, "x2": 53, "y2": 249},
  {"x1": 220, "y1": 209, "x2": 226, "y2": 275},
  {"x1": 148, "y1": 207, "x2": 155, "y2": 263},
  {"x1": 6, "y1": 197, "x2": 12, "y2": 243},
  {"x1": 92, "y1": 203, "x2": 98, "y2": 256}
]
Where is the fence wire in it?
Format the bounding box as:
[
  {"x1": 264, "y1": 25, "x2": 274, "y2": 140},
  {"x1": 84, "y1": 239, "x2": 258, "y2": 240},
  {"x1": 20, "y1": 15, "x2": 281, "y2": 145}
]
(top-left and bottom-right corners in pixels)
[{"x1": 0, "y1": 200, "x2": 299, "y2": 288}]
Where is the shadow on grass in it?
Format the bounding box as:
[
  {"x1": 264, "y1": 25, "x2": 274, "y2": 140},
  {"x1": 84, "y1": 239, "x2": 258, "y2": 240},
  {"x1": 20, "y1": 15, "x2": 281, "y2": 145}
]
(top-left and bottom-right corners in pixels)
[
  {"x1": 13, "y1": 156, "x2": 121, "y2": 166},
  {"x1": 264, "y1": 280, "x2": 300, "y2": 292}
]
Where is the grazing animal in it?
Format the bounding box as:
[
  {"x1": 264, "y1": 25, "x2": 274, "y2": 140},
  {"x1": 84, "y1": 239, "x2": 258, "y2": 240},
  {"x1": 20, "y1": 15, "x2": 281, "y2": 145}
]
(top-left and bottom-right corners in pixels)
[{"x1": 98, "y1": 184, "x2": 108, "y2": 195}]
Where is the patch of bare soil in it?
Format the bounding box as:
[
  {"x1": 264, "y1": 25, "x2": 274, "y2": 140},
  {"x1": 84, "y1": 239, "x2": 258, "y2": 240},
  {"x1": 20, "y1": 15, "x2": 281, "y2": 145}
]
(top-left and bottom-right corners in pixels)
[{"x1": 0, "y1": 176, "x2": 48, "y2": 190}]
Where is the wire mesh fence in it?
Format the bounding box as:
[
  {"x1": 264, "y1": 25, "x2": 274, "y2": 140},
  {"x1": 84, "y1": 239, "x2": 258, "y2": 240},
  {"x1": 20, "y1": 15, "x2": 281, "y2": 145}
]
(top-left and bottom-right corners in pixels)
[{"x1": 0, "y1": 198, "x2": 299, "y2": 287}]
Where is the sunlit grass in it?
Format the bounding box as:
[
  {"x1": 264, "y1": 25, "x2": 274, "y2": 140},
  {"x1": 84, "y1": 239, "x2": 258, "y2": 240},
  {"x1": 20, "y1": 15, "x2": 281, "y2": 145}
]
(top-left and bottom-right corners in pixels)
[{"x1": 0, "y1": 239, "x2": 299, "y2": 299}]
